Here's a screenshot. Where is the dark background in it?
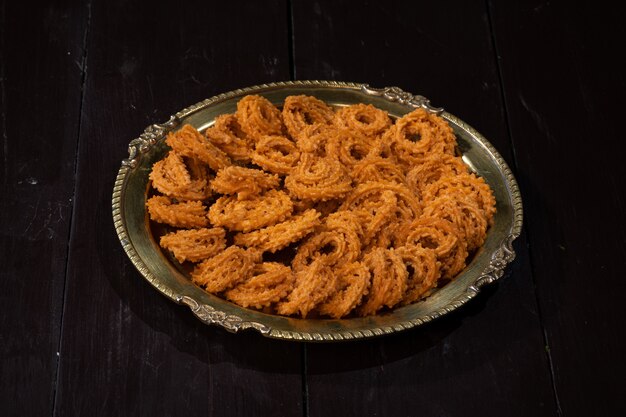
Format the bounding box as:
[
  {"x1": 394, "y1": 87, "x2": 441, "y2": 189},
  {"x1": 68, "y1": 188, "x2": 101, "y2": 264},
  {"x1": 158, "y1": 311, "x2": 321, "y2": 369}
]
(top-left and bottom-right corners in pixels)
[{"x1": 1, "y1": 1, "x2": 625, "y2": 416}]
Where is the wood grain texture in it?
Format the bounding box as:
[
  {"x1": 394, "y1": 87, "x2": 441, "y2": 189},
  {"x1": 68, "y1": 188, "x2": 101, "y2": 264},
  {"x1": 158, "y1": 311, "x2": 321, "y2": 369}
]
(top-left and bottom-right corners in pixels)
[
  {"x1": 490, "y1": 0, "x2": 626, "y2": 414},
  {"x1": 53, "y1": 1, "x2": 302, "y2": 416},
  {"x1": 291, "y1": 1, "x2": 557, "y2": 415},
  {"x1": 0, "y1": 1, "x2": 88, "y2": 415}
]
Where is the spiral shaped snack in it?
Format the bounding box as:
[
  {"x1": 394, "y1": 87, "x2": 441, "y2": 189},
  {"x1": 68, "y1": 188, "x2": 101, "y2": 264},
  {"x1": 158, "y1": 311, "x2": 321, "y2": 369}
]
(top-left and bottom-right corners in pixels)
[
  {"x1": 251, "y1": 135, "x2": 301, "y2": 175},
  {"x1": 224, "y1": 262, "x2": 295, "y2": 309},
  {"x1": 211, "y1": 166, "x2": 280, "y2": 200},
  {"x1": 423, "y1": 195, "x2": 488, "y2": 252},
  {"x1": 204, "y1": 114, "x2": 254, "y2": 162},
  {"x1": 351, "y1": 155, "x2": 406, "y2": 185},
  {"x1": 276, "y1": 258, "x2": 337, "y2": 318},
  {"x1": 234, "y1": 209, "x2": 321, "y2": 253},
  {"x1": 236, "y1": 95, "x2": 284, "y2": 141},
  {"x1": 401, "y1": 216, "x2": 468, "y2": 280},
  {"x1": 165, "y1": 124, "x2": 232, "y2": 171},
  {"x1": 191, "y1": 246, "x2": 261, "y2": 293},
  {"x1": 146, "y1": 195, "x2": 209, "y2": 228},
  {"x1": 326, "y1": 128, "x2": 375, "y2": 168},
  {"x1": 295, "y1": 124, "x2": 334, "y2": 156},
  {"x1": 395, "y1": 245, "x2": 440, "y2": 305},
  {"x1": 334, "y1": 103, "x2": 391, "y2": 137},
  {"x1": 149, "y1": 151, "x2": 212, "y2": 201},
  {"x1": 208, "y1": 189, "x2": 293, "y2": 232},
  {"x1": 406, "y1": 153, "x2": 468, "y2": 198},
  {"x1": 357, "y1": 248, "x2": 408, "y2": 316},
  {"x1": 318, "y1": 261, "x2": 371, "y2": 319},
  {"x1": 385, "y1": 108, "x2": 457, "y2": 168},
  {"x1": 282, "y1": 95, "x2": 335, "y2": 141},
  {"x1": 146, "y1": 94, "x2": 499, "y2": 318},
  {"x1": 159, "y1": 227, "x2": 226, "y2": 263},
  {"x1": 285, "y1": 153, "x2": 352, "y2": 201},
  {"x1": 341, "y1": 181, "x2": 422, "y2": 220},
  {"x1": 292, "y1": 211, "x2": 362, "y2": 270},
  {"x1": 422, "y1": 172, "x2": 496, "y2": 223},
  {"x1": 351, "y1": 189, "x2": 398, "y2": 246}
]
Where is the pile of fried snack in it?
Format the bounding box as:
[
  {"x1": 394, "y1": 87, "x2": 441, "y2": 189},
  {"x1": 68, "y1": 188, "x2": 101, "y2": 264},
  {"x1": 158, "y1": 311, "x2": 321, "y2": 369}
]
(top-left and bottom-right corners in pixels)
[{"x1": 146, "y1": 95, "x2": 496, "y2": 318}]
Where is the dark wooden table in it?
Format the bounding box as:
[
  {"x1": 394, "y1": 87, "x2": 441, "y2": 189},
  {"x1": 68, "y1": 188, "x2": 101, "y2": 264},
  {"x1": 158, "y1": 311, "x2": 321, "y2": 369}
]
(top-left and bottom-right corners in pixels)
[{"x1": 2, "y1": 1, "x2": 625, "y2": 416}]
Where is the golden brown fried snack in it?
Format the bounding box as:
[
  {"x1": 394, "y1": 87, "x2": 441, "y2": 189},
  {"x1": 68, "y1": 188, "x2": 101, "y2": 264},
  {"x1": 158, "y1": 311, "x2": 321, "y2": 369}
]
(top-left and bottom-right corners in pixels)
[
  {"x1": 357, "y1": 248, "x2": 408, "y2": 316},
  {"x1": 282, "y1": 95, "x2": 335, "y2": 141},
  {"x1": 149, "y1": 151, "x2": 212, "y2": 201},
  {"x1": 422, "y1": 172, "x2": 496, "y2": 223},
  {"x1": 405, "y1": 153, "x2": 468, "y2": 198},
  {"x1": 208, "y1": 189, "x2": 293, "y2": 232},
  {"x1": 204, "y1": 114, "x2": 254, "y2": 162},
  {"x1": 334, "y1": 103, "x2": 391, "y2": 137},
  {"x1": 234, "y1": 209, "x2": 321, "y2": 253},
  {"x1": 342, "y1": 181, "x2": 422, "y2": 220},
  {"x1": 385, "y1": 108, "x2": 457, "y2": 169},
  {"x1": 284, "y1": 153, "x2": 352, "y2": 201},
  {"x1": 211, "y1": 166, "x2": 280, "y2": 200},
  {"x1": 146, "y1": 94, "x2": 499, "y2": 318},
  {"x1": 225, "y1": 262, "x2": 295, "y2": 309},
  {"x1": 423, "y1": 195, "x2": 488, "y2": 252},
  {"x1": 351, "y1": 155, "x2": 406, "y2": 185},
  {"x1": 236, "y1": 95, "x2": 284, "y2": 141},
  {"x1": 401, "y1": 216, "x2": 468, "y2": 280},
  {"x1": 326, "y1": 129, "x2": 375, "y2": 168},
  {"x1": 251, "y1": 135, "x2": 301, "y2": 175},
  {"x1": 395, "y1": 245, "x2": 440, "y2": 305},
  {"x1": 160, "y1": 227, "x2": 226, "y2": 263},
  {"x1": 166, "y1": 124, "x2": 232, "y2": 171},
  {"x1": 295, "y1": 124, "x2": 334, "y2": 156},
  {"x1": 276, "y1": 258, "x2": 337, "y2": 318},
  {"x1": 292, "y1": 211, "x2": 362, "y2": 270},
  {"x1": 146, "y1": 195, "x2": 209, "y2": 228},
  {"x1": 318, "y1": 261, "x2": 371, "y2": 319},
  {"x1": 191, "y1": 246, "x2": 261, "y2": 293}
]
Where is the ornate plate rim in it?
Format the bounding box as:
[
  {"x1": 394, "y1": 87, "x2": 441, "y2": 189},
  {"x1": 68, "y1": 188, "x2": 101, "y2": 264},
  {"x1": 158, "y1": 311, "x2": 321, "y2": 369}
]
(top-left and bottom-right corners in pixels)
[{"x1": 111, "y1": 80, "x2": 523, "y2": 342}]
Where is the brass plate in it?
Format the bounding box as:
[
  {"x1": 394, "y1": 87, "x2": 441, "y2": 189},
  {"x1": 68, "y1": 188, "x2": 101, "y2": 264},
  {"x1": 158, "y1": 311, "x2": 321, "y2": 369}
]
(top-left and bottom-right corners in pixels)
[{"x1": 112, "y1": 81, "x2": 523, "y2": 342}]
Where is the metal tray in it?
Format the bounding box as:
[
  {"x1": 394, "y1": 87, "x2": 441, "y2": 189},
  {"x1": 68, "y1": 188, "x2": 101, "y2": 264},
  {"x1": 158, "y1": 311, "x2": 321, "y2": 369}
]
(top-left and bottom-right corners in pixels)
[{"x1": 112, "y1": 80, "x2": 523, "y2": 342}]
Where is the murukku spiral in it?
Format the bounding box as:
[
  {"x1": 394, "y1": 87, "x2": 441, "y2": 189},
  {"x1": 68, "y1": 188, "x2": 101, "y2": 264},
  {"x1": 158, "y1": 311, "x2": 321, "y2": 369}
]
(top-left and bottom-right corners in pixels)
[
  {"x1": 401, "y1": 216, "x2": 468, "y2": 280},
  {"x1": 282, "y1": 95, "x2": 335, "y2": 141},
  {"x1": 208, "y1": 189, "x2": 293, "y2": 232},
  {"x1": 166, "y1": 124, "x2": 232, "y2": 171},
  {"x1": 334, "y1": 103, "x2": 391, "y2": 137},
  {"x1": 351, "y1": 155, "x2": 406, "y2": 185},
  {"x1": 357, "y1": 248, "x2": 408, "y2": 316},
  {"x1": 211, "y1": 166, "x2": 280, "y2": 200},
  {"x1": 385, "y1": 108, "x2": 457, "y2": 169},
  {"x1": 284, "y1": 153, "x2": 352, "y2": 201},
  {"x1": 236, "y1": 95, "x2": 284, "y2": 141},
  {"x1": 405, "y1": 153, "x2": 468, "y2": 198},
  {"x1": 395, "y1": 245, "x2": 440, "y2": 305},
  {"x1": 276, "y1": 258, "x2": 337, "y2": 318},
  {"x1": 225, "y1": 262, "x2": 295, "y2": 310},
  {"x1": 422, "y1": 172, "x2": 496, "y2": 223},
  {"x1": 146, "y1": 195, "x2": 209, "y2": 228},
  {"x1": 251, "y1": 135, "x2": 301, "y2": 175},
  {"x1": 423, "y1": 195, "x2": 488, "y2": 252},
  {"x1": 234, "y1": 209, "x2": 321, "y2": 253},
  {"x1": 317, "y1": 261, "x2": 371, "y2": 319},
  {"x1": 149, "y1": 151, "x2": 212, "y2": 201},
  {"x1": 204, "y1": 114, "x2": 254, "y2": 162},
  {"x1": 326, "y1": 129, "x2": 375, "y2": 168},
  {"x1": 191, "y1": 246, "x2": 261, "y2": 293},
  {"x1": 160, "y1": 227, "x2": 226, "y2": 263},
  {"x1": 147, "y1": 93, "x2": 498, "y2": 319},
  {"x1": 292, "y1": 211, "x2": 363, "y2": 271}
]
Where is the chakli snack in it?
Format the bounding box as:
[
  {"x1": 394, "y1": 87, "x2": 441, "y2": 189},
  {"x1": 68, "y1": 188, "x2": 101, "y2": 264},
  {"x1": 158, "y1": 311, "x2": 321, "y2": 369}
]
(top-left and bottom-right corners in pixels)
[{"x1": 146, "y1": 95, "x2": 497, "y2": 318}]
